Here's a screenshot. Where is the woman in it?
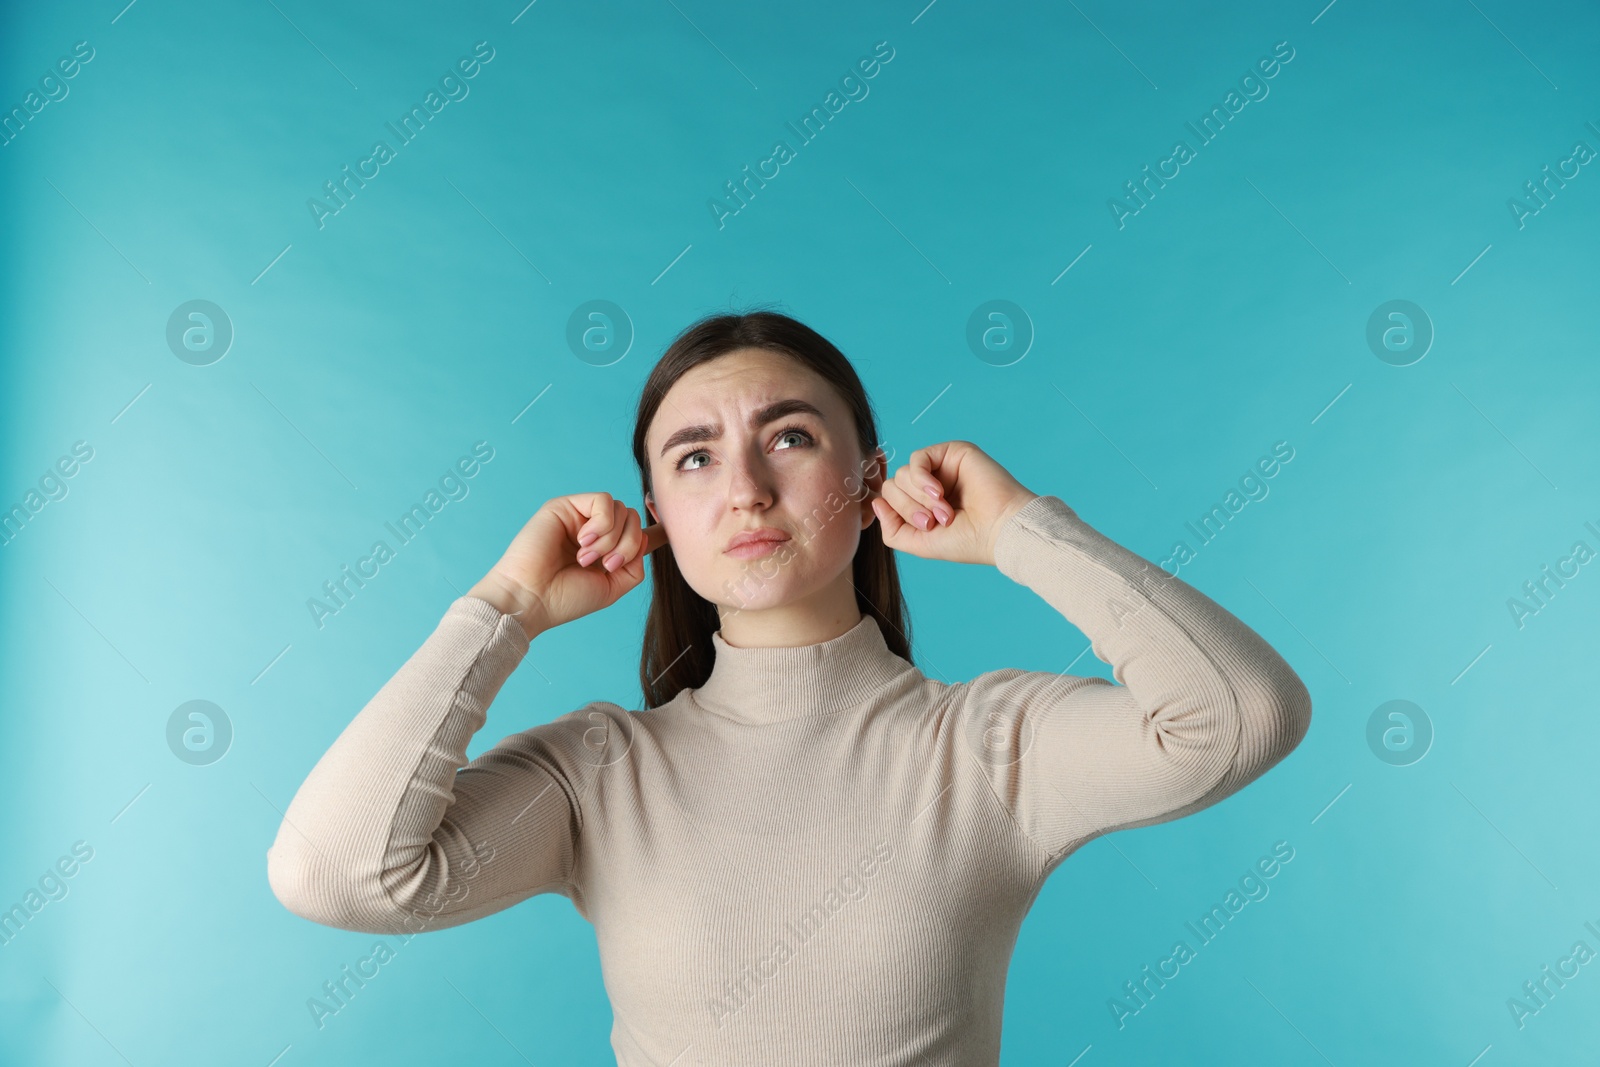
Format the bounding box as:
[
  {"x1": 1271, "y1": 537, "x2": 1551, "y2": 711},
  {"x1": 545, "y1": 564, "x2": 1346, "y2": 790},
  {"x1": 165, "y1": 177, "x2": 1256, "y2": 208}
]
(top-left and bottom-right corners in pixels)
[{"x1": 266, "y1": 309, "x2": 1312, "y2": 1065}]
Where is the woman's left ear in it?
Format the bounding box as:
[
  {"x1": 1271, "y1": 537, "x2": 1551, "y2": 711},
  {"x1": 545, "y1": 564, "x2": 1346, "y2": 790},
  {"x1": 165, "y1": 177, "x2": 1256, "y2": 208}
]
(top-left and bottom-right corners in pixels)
[{"x1": 859, "y1": 448, "x2": 888, "y2": 530}]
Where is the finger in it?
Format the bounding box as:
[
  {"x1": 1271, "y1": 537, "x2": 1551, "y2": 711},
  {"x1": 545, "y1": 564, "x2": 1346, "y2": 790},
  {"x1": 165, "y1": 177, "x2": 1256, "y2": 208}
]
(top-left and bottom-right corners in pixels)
[
  {"x1": 879, "y1": 480, "x2": 934, "y2": 532},
  {"x1": 586, "y1": 500, "x2": 630, "y2": 563},
  {"x1": 894, "y1": 463, "x2": 951, "y2": 524},
  {"x1": 907, "y1": 444, "x2": 951, "y2": 501},
  {"x1": 576, "y1": 493, "x2": 615, "y2": 548},
  {"x1": 871, "y1": 495, "x2": 913, "y2": 544},
  {"x1": 601, "y1": 506, "x2": 643, "y2": 572},
  {"x1": 879, "y1": 478, "x2": 921, "y2": 520},
  {"x1": 642, "y1": 522, "x2": 671, "y2": 556},
  {"x1": 617, "y1": 534, "x2": 651, "y2": 582}
]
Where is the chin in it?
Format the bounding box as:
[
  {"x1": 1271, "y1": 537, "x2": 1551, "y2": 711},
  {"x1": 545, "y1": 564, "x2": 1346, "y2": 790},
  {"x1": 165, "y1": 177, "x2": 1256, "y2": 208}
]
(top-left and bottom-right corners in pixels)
[
  {"x1": 702, "y1": 556, "x2": 812, "y2": 614},
  {"x1": 716, "y1": 575, "x2": 801, "y2": 614}
]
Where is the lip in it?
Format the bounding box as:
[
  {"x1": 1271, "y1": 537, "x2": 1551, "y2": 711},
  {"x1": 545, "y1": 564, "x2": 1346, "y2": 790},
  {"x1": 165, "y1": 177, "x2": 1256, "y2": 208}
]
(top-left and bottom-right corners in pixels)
[{"x1": 725, "y1": 527, "x2": 791, "y2": 558}]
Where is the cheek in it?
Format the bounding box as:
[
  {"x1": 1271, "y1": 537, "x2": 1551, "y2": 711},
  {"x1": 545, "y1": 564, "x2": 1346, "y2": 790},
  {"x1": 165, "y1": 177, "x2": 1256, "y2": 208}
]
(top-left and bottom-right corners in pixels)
[
  {"x1": 793, "y1": 467, "x2": 864, "y2": 554},
  {"x1": 656, "y1": 492, "x2": 723, "y2": 570},
  {"x1": 813, "y1": 512, "x2": 862, "y2": 568},
  {"x1": 652, "y1": 485, "x2": 708, "y2": 527}
]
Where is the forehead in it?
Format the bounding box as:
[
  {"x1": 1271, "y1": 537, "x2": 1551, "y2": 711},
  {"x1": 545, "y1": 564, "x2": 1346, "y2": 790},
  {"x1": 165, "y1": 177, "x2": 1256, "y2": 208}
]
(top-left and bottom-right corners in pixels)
[{"x1": 649, "y1": 349, "x2": 837, "y2": 442}]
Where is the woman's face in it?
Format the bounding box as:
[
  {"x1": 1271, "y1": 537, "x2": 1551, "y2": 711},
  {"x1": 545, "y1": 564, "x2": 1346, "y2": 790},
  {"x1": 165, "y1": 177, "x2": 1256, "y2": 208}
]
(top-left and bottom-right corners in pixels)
[{"x1": 643, "y1": 348, "x2": 885, "y2": 616}]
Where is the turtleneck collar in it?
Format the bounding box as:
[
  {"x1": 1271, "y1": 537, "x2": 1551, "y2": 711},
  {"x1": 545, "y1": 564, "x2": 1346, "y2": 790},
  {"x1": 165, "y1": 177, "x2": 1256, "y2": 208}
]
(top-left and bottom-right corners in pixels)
[{"x1": 688, "y1": 613, "x2": 917, "y2": 725}]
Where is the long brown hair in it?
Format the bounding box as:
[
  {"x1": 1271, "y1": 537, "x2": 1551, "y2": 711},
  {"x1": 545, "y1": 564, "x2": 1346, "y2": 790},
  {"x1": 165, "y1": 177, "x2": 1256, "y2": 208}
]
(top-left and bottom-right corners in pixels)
[{"x1": 630, "y1": 307, "x2": 912, "y2": 710}]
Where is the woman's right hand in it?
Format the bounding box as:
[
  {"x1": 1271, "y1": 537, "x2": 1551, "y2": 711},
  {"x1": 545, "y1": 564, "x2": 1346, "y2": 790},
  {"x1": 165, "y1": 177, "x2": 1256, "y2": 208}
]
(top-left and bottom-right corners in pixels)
[{"x1": 467, "y1": 492, "x2": 670, "y2": 640}]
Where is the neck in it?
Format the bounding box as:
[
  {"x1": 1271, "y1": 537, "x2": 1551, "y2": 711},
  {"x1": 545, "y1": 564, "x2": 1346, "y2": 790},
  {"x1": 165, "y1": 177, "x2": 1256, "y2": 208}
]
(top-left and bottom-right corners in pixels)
[
  {"x1": 691, "y1": 610, "x2": 915, "y2": 725},
  {"x1": 715, "y1": 570, "x2": 863, "y2": 649}
]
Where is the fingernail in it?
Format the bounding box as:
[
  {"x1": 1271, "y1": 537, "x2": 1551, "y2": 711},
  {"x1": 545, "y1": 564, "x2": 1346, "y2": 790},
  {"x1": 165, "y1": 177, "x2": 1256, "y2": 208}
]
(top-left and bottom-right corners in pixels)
[
  {"x1": 578, "y1": 549, "x2": 599, "y2": 566},
  {"x1": 913, "y1": 509, "x2": 932, "y2": 530},
  {"x1": 603, "y1": 553, "x2": 622, "y2": 571},
  {"x1": 579, "y1": 532, "x2": 597, "y2": 547},
  {"x1": 935, "y1": 506, "x2": 953, "y2": 525},
  {"x1": 924, "y1": 483, "x2": 942, "y2": 500}
]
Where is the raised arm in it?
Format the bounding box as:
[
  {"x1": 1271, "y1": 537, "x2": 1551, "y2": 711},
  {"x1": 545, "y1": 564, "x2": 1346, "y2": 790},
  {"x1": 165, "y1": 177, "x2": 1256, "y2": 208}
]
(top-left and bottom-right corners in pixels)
[
  {"x1": 266, "y1": 489, "x2": 667, "y2": 935},
  {"x1": 265, "y1": 595, "x2": 581, "y2": 935},
  {"x1": 958, "y1": 494, "x2": 1312, "y2": 866}
]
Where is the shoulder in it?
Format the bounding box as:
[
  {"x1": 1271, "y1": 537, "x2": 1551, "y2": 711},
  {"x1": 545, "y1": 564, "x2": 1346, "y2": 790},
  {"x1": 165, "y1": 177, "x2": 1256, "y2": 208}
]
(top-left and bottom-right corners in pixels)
[
  {"x1": 950, "y1": 666, "x2": 1109, "y2": 710},
  {"x1": 477, "y1": 700, "x2": 641, "y2": 774},
  {"x1": 943, "y1": 667, "x2": 1109, "y2": 754},
  {"x1": 885, "y1": 664, "x2": 1105, "y2": 722}
]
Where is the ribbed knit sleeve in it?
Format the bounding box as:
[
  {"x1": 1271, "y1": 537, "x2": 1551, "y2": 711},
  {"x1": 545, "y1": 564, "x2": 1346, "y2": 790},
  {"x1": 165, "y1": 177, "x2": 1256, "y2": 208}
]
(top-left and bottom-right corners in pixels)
[
  {"x1": 959, "y1": 494, "x2": 1312, "y2": 868},
  {"x1": 266, "y1": 595, "x2": 582, "y2": 935}
]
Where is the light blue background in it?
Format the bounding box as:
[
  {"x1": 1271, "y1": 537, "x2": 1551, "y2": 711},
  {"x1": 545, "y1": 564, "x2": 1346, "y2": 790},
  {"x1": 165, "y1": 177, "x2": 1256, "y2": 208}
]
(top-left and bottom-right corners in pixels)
[{"x1": 3, "y1": 1, "x2": 1598, "y2": 1064}]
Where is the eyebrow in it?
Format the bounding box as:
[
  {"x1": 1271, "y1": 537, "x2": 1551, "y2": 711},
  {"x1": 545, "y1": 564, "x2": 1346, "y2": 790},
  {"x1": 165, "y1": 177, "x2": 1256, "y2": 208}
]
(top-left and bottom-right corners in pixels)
[{"x1": 658, "y1": 398, "x2": 827, "y2": 458}]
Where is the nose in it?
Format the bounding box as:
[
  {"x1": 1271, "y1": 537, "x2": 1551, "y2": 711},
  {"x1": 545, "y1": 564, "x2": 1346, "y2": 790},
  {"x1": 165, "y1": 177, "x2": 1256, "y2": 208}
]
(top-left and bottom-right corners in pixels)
[{"x1": 725, "y1": 446, "x2": 775, "y2": 513}]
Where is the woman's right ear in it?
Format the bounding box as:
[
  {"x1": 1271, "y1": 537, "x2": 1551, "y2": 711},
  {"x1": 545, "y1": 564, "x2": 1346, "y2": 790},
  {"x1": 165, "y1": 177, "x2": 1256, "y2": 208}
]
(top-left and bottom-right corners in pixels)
[{"x1": 641, "y1": 494, "x2": 671, "y2": 555}]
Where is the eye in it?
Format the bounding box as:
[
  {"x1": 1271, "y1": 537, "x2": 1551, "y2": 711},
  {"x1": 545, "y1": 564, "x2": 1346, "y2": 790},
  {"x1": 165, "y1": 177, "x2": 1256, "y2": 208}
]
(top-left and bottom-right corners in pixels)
[
  {"x1": 772, "y1": 425, "x2": 814, "y2": 451},
  {"x1": 673, "y1": 424, "x2": 815, "y2": 471}
]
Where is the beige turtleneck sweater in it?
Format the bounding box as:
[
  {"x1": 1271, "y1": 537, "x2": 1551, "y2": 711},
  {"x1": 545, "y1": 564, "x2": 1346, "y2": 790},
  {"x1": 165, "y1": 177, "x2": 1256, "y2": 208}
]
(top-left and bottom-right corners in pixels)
[{"x1": 266, "y1": 494, "x2": 1311, "y2": 1065}]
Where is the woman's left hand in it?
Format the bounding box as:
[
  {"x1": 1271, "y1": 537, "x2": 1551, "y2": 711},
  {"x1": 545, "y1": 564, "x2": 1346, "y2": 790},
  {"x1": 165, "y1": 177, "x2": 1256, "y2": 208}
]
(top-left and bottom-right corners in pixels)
[{"x1": 869, "y1": 441, "x2": 1039, "y2": 566}]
